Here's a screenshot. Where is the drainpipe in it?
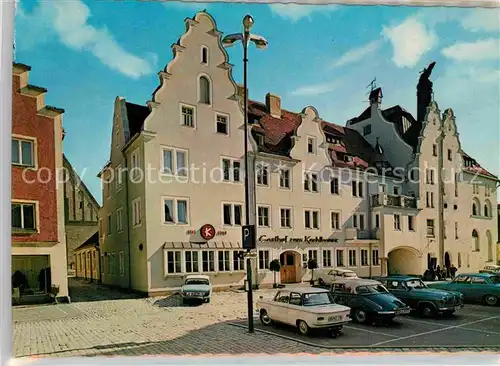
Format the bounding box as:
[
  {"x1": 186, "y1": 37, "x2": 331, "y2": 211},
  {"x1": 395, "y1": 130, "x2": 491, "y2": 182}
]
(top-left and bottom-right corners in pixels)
[
  {"x1": 367, "y1": 177, "x2": 372, "y2": 279},
  {"x1": 124, "y1": 155, "x2": 133, "y2": 293},
  {"x1": 437, "y1": 132, "x2": 445, "y2": 268}
]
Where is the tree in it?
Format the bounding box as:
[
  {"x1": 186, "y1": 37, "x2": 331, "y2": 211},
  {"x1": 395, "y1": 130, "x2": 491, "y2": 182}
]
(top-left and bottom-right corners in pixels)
[
  {"x1": 308, "y1": 258, "x2": 318, "y2": 284},
  {"x1": 269, "y1": 259, "x2": 281, "y2": 288}
]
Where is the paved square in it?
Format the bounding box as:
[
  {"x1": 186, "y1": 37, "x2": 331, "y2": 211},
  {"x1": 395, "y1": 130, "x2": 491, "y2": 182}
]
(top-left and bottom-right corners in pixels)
[{"x1": 230, "y1": 305, "x2": 500, "y2": 349}]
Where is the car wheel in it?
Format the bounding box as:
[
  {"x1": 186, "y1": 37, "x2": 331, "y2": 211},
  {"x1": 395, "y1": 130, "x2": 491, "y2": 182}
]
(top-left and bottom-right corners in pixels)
[
  {"x1": 353, "y1": 309, "x2": 367, "y2": 324},
  {"x1": 419, "y1": 303, "x2": 436, "y2": 318},
  {"x1": 259, "y1": 310, "x2": 272, "y2": 326},
  {"x1": 484, "y1": 295, "x2": 498, "y2": 306},
  {"x1": 297, "y1": 320, "x2": 310, "y2": 336}
]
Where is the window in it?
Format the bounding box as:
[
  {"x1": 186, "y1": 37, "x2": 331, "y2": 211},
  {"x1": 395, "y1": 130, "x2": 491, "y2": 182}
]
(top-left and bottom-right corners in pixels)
[
  {"x1": 454, "y1": 174, "x2": 459, "y2": 197},
  {"x1": 472, "y1": 229, "x2": 479, "y2": 251},
  {"x1": 162, "y1": 148, "x2": 187, "y2": 176},
  {"x1": 130, "y1": 149, "x2": 140, "y2": 178},
  {"x1": 348, "y1": 249, "x2": 357, "y2": 267},
  {"x1": 484, "y1": 204, "x2": 489, "y2": 217},
  {"x1": 330, "y1": 177, "x2": 339, "y2": 195},
  {"x1": 280, "y1": 208, "x2": 292, "y2": 228},
  {"x1": 352, "y1": 181, "x2": 357, "y2": 196},
  {"x1": 163, "y1": 198, "x2": 188, "y2": 224},
  {"x1": 472, "y1": 202, "x2": 478, "y2": 216},
  {"x1": 372, "y1": 249, "x2": 379, "y2": 265},
  {"x1": 258, "y1": 206, "x2": 270, "y2": 227},
  {"x1": 216, "y1": 114, "x2": 228, "y2": 135},
  {"x1": 307, "y1": 137, "x2": 315, "y2": 154},
  {"x1": 455, "y1": 222, "x2": 458, "y2": 239},
  {"x1": 221, "y1": 158, "x2": 240, "y2": 182},
  {"x1": 115, "y1": 165, "x2": 123, "y2": 190},
  {"x1": 118, "y1": 252, "x2": 125, "y2": 276},
  {"x1": 181, "y1": 106, "x2": 194, "y2": 127},
  {"x1": 233, "y1": 251, "x2": 245, "y2": 271},
  {"x1": 185, "y1": 251, "x2": 199, "y2": 273},
  {"x1": 258, "y1": 250, "x2": 270, "y2": 270},
  {"x1": 458, "y1": 252, "x2": 462, "y2": 268},
  {"x1": 394, "y1": 214, "x2": 401, "y2": 230},
  {"x1": 12, "y1": 138, "x2": 34, "y2": 166},
  {"x1": 447, "y1": 149, "x2": 452, "y2": 161},
  {"x1": 308, "y1": 250, "x2": 318, "y2": 262},
  {"x1": 279, "y1": 169, "x2": 291, "y2": 189},
  {"x1": 374, "y1": 214, "x2": 380, "y2": 228},
  {"x1": 336, "y1": 249, "x2": 344, "y2": 267},
  {"x1": 116, "y1": 208, "x2": 123, "y2": 232},
  {"x1": 359, "y1": 214, "x2": 365, "y2": 230},
  {"x1": 304, "y1": 210, "x2": 319, "y2": 229},
  {"x1": 223, "y1": 203, "x2": 242, "y2": 226},
  {"x1": 430, "y1": 192, "x2": 435, "y2": 208},
  {"x1": 256, "y1": 163, "x2": 269, "y2": 186},
  {"x1": 218, "y1": 250, "x2": 230, "y2": 271},
  {"x1": 433, "y1": 144, "x2": 437, "y2": 156},
  {"x1": 330, "y1": 211, "x2": 340, "y2": 230},
  {"x1": 202, "y1": 250, "x2": 215, "y2": 272},
  {"x1": 427, "y1": 219, "x2": 435, "y2": 237},
  {"x1": 408, "y1": 216, "x2": 414, "y2": 231},
  {"x1": 358, "y1": 182, "x2": 364, "y2": 197},
  {"x1": 166, "y1": 251, "x2": 182, "y2": 274},
  {"x1": 363, "y1": 124, "x2": 372, "y2": 136},
  {"x1": 393, "y1": 186, "x2": 400, "y2": 195},
  {"x1": 303, "y1": 173, "x2": 318, "y2": 192},
  {"x1": 361, "y1": 249, "x2": 368, "y2": 266},
  {"x1": 201, "y1": 46, "x2": 208, "y2": 64},
  {"x1": 107, "y1": 215, "x2": 112, "y2": 235},
  {"x1": 199, "y1": 76, "x2": 210, "y2": 104},
  {"x1": 11, "y1": 202, "x2": 36, "y2": 230},
  {"x1": 352, "y1": 214, "x2": 365, "y2": 230},
  {"x1": 322, "y1": 250, "x2": 332, "y2": 267}
]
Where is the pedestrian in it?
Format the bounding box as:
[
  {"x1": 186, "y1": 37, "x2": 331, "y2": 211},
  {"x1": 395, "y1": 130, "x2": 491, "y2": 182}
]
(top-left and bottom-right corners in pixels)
[
  {"x1": 436, "y1": 265, "x2": 442, "y2": 280},
  {"x1": 450, "y1": 264, "x2": 457, "y2": 280}
]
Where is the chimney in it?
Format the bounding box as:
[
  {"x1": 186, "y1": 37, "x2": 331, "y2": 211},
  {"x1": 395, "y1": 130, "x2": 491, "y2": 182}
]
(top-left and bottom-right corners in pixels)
[
  {"x1": 12, "y1": 62, "x2": 31, "y2": 90},
  {"x1": 265, "y1": 93, "x2": 281, "y2": 118}
]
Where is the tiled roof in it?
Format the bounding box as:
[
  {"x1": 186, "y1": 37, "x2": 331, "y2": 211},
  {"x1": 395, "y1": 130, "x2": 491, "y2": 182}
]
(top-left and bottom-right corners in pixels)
[
  {"x1": 74, "y1": 231, "x2": 99, "y2": 252},
  {"x1": 461, "y1": 152, "x2": 498, "y2": 180}
]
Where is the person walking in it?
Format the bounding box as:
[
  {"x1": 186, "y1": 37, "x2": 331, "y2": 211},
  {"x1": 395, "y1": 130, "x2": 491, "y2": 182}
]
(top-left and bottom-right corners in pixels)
[
  {"x1": 450, "y1": 264, "x2": 457, "y2": 280},
  {"x1": 436, "y1": 265, "x2": 442, "y2": 280}
]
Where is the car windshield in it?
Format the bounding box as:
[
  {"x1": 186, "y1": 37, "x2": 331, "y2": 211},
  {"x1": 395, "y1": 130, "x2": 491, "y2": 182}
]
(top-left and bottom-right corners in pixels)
[
  {"x1": 302, "y1": 292, "x2": 334, "y2": 306},
  {"x1": 406, "y1": 279, "x2": 426, "y2": 289},
  {"x1": 345, "y1": 272, "x2": 357, "y2": 278},
  {"x1": 185, "y1": 279, "x2": 209, "y2": 285},
  {"x1": 356, "y1": 284, "x2": 389, "y2": 294},
  {"x1": 489, "y1": 276, "x2": 500, "y2": 284}
]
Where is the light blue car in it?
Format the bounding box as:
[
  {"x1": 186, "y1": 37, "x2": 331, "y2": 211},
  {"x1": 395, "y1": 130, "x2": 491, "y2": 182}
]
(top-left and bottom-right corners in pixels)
[{"x1": 180, "y1": 275, "x2": 212, "y2": 304}]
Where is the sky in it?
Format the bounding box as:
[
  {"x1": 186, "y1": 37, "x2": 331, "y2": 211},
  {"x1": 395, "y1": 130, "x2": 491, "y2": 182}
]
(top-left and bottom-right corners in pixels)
[{"x1": 13, "y1": 0, "x2": 500, "y2": 204}]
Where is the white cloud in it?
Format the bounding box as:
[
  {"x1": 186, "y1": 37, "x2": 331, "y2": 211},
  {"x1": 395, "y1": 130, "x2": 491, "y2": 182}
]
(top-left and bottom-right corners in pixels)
[
  {"x1": 382, "y1": 17, "x2": 438, "y2": 68},
  {"x1": 16, "y1": 0, "x2": 155, "y2": 79},
  {"x1": 442, "y1": 38, "x2": 500, "y2": 61},
  {"x1": 330, "y1": 39, "x2": 383, "y2": 68},
  {"x1": 289, "y1": 80, "x2": 339, "y2": 96},
  {"x1": 269, "y1": 4, "x2": 338, "y2": 22},
  {"x1": 460, "y1": 9, "x2": 500, "y2": 33}
]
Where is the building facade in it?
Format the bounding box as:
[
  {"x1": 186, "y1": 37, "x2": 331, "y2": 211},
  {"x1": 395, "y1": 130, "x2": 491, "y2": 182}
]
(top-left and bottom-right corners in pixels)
[
  {"x1": 11, "y1": 63, "x2": 69, "y2": 303},
  {"x1": 347, "y1": 62, "x2": 498, "y2": 275},
  {"x1": 63, "y1": 155, "x2": 100, "y2": 276},
  {"x1": 74, "y1": 232, "x2": 101, "y2": 282}
]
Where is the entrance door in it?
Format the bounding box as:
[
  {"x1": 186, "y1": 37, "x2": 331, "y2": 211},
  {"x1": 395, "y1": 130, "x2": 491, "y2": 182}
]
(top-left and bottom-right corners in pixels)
[
  {"x1": 445, "y1": 252, "x2": 451, "y2": 267},
  {"x1": 12, "y1": 255, "x2": 50, "y2": 293},
  {"x1": 280, "y1": 252, "x2": 297, "y2": 284}
]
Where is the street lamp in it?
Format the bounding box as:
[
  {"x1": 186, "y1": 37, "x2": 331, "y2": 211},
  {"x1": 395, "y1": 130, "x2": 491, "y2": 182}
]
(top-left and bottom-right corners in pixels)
[{"x1": 222, "y1": 15, "x2": 268, "y2": 334}]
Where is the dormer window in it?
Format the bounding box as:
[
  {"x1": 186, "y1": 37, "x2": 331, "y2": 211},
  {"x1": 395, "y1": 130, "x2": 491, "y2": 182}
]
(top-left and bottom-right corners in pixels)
[{"x1": 201, "y1": 46, "x2": 208, "y2": 65}]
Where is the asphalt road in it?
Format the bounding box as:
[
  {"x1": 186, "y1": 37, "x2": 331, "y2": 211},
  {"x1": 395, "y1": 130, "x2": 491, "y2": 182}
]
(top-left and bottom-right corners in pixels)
[{"x1": 230, "y1": 304, "x2": 500, "y2": 349}]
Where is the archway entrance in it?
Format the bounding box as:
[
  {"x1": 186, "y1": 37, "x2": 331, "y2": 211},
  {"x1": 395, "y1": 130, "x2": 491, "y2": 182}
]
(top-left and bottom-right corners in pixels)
[
  {"x1": 280, "y1": 251, "x2": 300, "y2": 284},
  {"x1": 388, "y1": 247, "x2": 421, "y2": 276},
  {"x1": 444, "y1": 252, "x2": 451, "y2": 268}
]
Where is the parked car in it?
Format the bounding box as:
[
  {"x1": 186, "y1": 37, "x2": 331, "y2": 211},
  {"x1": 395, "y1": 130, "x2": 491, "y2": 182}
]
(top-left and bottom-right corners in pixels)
[
  {"x1": 374, "y1": 275, "x2": 464, "y2": 317},
  {"x1": 479, "y1": 265, "x2": 500, "y2": 275},
  {"x1": 317, "y1": 278, "x2": 411, "y2": 324},
  {"x1": 256, "y1": 287, "x2": 351, "y2": 337},
  {"x1": 426, "y1": 272, "x2": 500, "y2": 306},
  {"x1": 313, "y1": 268, "x2": 358, "y2": 286},
  {"x1": 180, "y1": 275, "x2": 212, "y2": 304}
]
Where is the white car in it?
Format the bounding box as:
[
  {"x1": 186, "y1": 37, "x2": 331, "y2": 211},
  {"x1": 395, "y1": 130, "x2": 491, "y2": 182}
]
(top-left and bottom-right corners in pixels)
[
  {"x1": 256, "y1": 287, "x2": 351, "y2": 337},
  {"x1": 314, "y1": 268, "x2": 359, "y2": 286},
  {"x1": 180, "y1": 275, "x2": 212, "y2": 304}
]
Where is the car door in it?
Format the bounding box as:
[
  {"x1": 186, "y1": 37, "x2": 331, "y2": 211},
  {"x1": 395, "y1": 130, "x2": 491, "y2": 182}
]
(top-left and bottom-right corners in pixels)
[
  {"x1": 269, "y1": 291, "x2": 290, "y2": 323},
  {"x1": 469, "y1": 275, "x2": 489, "y2": 302},
  {"x1": 286, "y1": 292, "x2": 304, "y2": 326},
  {"x1": 449, "y1": 275, "x2": 473, "y2": 300},
  {"x1": 332, "y1": 283, "x2": 349, "y2": 306},
  {"x1": 388, "y1": 280, "x2": 414, "y2": 308}
]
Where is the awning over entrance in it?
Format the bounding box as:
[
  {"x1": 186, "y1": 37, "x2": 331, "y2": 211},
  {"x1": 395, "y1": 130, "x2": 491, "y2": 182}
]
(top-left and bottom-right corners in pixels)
[{"x1": 163, "y1": 241, "x2": 242, "y2": 250}]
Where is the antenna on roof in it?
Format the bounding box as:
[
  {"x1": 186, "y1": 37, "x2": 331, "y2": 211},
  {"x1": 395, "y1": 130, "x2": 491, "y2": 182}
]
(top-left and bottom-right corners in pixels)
[{"x1": 365, "y1": 77, "x2": 377, "y2": 95}]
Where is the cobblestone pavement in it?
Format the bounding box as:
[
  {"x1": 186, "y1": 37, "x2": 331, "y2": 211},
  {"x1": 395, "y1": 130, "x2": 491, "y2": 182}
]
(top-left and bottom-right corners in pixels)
[{"x1": 12, "y1": 279, "x2": 499, "y2": 359}]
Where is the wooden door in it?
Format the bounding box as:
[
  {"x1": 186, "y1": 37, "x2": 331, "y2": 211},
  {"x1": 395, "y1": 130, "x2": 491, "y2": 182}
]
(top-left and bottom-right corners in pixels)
[{"x1": 280, "y1": 253, "x2": 297, "y2": 284}]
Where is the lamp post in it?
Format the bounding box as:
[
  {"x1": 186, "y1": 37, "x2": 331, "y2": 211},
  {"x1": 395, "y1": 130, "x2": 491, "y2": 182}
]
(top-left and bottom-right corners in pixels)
[{"x1": 222, "y1": 15, "x2": 268, "y2": 334}]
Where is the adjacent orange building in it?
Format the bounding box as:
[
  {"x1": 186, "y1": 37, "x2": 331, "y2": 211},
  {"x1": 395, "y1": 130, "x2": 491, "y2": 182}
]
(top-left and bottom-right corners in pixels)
[{"x1": 11, "y1": 63, "x2": 69, "y2": 304}]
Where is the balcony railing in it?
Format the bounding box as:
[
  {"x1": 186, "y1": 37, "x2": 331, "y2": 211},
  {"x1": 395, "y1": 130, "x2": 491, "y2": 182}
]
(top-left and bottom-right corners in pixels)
[{"x1": 372, "y1": 193, "x2": 417, "y2": 209}]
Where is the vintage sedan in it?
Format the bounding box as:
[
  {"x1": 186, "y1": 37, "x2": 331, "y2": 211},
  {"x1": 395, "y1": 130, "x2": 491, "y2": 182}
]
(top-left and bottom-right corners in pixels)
[
  {"x1": 479, "y1": 265, "x2": 500, "y2": 275},
  {"x1": 427, "y1": 273, "x2": 500, "y2": 306},
  {"x1": 319, "y1": 279, "x2": 411, "y2": 324},
  {"x1": 256, "y1": 287, "x2": 351, "y2": 337},
  {"x1": 180, "y1": 275, "x2": 212, "y2": 304},
  {"x1": 313, "y1": 268, "x2": 358, "y2": 286},
  {"x1": 374, "y1": 276, "x2": 464, "y2": 317}
]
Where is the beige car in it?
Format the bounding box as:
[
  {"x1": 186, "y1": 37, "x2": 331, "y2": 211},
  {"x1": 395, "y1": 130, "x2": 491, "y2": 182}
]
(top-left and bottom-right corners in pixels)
[{"x1": 314, "y1": 268, "x2": 359, "y2": 286}]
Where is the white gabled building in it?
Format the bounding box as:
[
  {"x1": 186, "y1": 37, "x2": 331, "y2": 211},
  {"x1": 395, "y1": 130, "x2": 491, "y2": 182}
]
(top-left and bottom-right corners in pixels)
[{"x1": 347, "y1": 62, "x2": 498, "y2": 276}]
